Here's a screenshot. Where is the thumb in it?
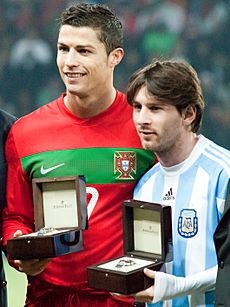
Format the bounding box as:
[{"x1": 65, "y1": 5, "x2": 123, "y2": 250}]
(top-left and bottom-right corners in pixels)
[
  {"x1": 13, "y1": 230, "x2": 23, "y2": 238},
  {"x1": 144, "y1": 268, "x2": 156, "y2": 279}
]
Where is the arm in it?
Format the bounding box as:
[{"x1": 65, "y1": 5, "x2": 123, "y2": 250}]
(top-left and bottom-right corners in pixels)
[
  {"x1": 2, "y1": 129, "x2": 50, "y2": 275},
  {"x1": 135, "y1": 266, "x2": 217, "y2": 303},
  {"x1": 2, "y1": 129, "x2": 34, "y2": 244}
]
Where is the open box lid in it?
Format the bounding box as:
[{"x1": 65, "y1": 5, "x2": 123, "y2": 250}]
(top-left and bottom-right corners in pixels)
[
  {"x1": 32, "y1": 175, "x2": 87, "y2": 232},
  {"x1": 122, "y1": 199, "x2": 172, "y2": 261}
]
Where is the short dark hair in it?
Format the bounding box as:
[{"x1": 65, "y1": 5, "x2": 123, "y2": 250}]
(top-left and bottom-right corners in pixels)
[
  {"x1": 59, "y1": 3, "x2": 123, "y2": 55},
  {"x1": 127, "y1": 60, "x2": 205, "y2": 133}
]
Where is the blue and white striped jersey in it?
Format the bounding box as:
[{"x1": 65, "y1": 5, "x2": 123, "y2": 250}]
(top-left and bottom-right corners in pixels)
[{"x1": 134, "y1": 135, "x2": 230, "y2": 307}]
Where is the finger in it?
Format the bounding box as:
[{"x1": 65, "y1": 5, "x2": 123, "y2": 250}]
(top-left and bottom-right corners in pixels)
[
  {"x1": 15, "y1": 259, "x2": 40, "y2": 267},
  {"x1": 133, "y1": 291, "x2": 154, "y2": 303},
  {"x1": 15, "y1": 258, "x2": 50, "y2": 274},
  {"x1": 19, "y1": 265, "x2": 44, "y2": 276},
  {"x1": 110, "y1": 292, "x2": 126, "y2": 297},
  {"x1": 110, "y1": 292, "x2": 120, "y2": 296},
  {"x1": 13, "y1": 230, "x2": 23, "y2": 237},
  {"x1": 15, "y1": 257, "x2": 50, "y2": 266},
  {"x1": 143, "y1": 268, "x2": 156, "y2": 279},
  {"x1": 132, "y1": 285, "x2": 154, "y2": 303},
  {"x1": 27, "y1": 262, "x2": 48, "y2": 276},
  {"x1": 16, "y1": 261, "x2": 49, "y2": 276},
  {"x1": 15, "y1": 259, "x2": 38, "y2": 272},
  {"x1": 39, "y1": 258, "x2": 51, "y2": 266}
]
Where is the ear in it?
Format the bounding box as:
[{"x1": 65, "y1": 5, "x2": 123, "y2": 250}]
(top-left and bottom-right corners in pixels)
[
  {"x1": 109, "y1": 48, "x2": 124, "y2": 68},
  {"x1": 183, "y1": 105, "x2": 196, "y2": 126}
]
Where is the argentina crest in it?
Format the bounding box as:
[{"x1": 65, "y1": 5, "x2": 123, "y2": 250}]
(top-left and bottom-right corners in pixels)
[
  {"x1": 114, "y1": 151, "x2": 136, "y2": 180},
  {"x1": 178, "y1": 209, "x2": 198, "y2": 238}
]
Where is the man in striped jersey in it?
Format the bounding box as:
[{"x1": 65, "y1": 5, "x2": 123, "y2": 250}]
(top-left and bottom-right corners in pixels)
[
  {"x1": 126, "y1": 59, "x2": 230, "y2": 306},
  {"x1": 2, "y1": 3, "x2": 153, "y2": 307}
]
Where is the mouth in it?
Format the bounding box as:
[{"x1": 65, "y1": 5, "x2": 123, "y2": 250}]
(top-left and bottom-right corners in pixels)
[
  {"x1": 65, "y1": 72, "x2": 86, "y2": 79},
  {"x1": 138, "y1": 130, "x2": 158, "y2": 143},
  {"x1": 139, "y1": 130, "x2": 154, "y2": 136}
]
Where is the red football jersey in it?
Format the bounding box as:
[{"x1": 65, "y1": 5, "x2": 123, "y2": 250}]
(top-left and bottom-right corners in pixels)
[{"x1": 3, "y1": 91, "x2": 153, "y2": 291}]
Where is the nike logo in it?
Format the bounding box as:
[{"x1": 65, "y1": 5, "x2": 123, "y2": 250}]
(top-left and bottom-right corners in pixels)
[{"x1": 40, "y1": 163, "x2": 65, "y2": 175}]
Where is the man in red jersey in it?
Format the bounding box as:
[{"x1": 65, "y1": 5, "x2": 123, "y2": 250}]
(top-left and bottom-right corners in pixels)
[{"x1": 2, "y1": 3, "x2": 153, "y2": 307}]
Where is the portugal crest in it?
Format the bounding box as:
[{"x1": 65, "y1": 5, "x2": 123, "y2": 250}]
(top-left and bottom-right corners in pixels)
[
  {"x1": 114, "y1": 151, "x2": 136, "y2": 180},
  {"x1": 178, "y1": 209, "x2": 198, "y2": 238}
]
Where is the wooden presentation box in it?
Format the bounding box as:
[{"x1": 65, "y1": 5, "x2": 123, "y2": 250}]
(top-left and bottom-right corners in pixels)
[
  {"x1": 87, "y1": 199, "x2": 172, "y2": 295},
  {"x1": 7, "y1": 175, "x2": 88, "y2": 260}
]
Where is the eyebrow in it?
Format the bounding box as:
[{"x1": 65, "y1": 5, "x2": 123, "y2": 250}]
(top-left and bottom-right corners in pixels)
[
  {"x1": 57, "y1": 42, "x2": 94, "y2": 49},
  {"x1": 132, "y1": 99, "x2": 140, "y2": 104},
  {"x1": 132, "y1": 99, "x2": 167, "y2": 108}
]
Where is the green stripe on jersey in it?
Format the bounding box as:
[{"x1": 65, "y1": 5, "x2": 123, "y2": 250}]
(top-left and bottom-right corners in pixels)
[{"x1": 21, "y1": 148, "x2": 153, "y2": 184}]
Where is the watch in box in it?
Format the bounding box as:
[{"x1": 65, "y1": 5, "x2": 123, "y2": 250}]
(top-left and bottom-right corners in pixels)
[
  {"x1": 87, "y1": 199, "x2": 172, "y2": 295},
  {"x1": 7, "y1": 175, "x2": 88, "y2": 259}
]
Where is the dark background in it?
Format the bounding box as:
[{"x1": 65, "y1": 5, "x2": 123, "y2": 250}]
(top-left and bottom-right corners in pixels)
[{"x1": 0, "y1": 0, "x2": 229, "y2": 149}]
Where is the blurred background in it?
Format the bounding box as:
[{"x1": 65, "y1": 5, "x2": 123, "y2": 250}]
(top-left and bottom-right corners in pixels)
[
  {"x1": 0, "y1": 1, "x2": 230, "y2": 306},
  {"x1": 0, "y1": 0, "x2": 229, "y2": 149}
]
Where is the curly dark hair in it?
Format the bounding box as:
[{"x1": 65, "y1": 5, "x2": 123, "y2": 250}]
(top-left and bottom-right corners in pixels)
[
  {"x1": 59, "y1": 3, "x2": 123, "y2": 55},
  {"x1": 127, "y1": 59, "x2": 205, "y2": 133}
]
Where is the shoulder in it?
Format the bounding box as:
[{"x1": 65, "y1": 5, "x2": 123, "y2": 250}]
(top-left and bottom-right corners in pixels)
[
  {"x1": 196, "y1": 136, "x2": 230, "y2": 208},
  {"x1": 11, "y1": 96, "x2": 61, "y2": 133},
  {"x1": 197, "y1": 135, "x2": 230, "y2": 176},
  {"x1": 6, "y1": 95, "x2": 65, "y2": 156}
]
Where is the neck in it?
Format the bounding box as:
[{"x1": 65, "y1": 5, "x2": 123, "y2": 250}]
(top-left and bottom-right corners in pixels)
[
  {"x1": 157, "y1": 133, "x2": 199, "y2": 167},
  {"x1": 64, "y1": 87, "x2": 117, "y2": 118}
]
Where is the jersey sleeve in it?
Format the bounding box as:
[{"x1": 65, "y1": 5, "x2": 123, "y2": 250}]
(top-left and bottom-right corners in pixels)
[
  {"x1": 2, "y1": 128, "x2": 34, "y2": 246},
  {"x1": 152, "y1": 266, "x2": 217, "y2": 303}
]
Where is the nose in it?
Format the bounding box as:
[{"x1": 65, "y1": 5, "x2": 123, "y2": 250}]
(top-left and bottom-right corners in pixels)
[
  {"x1": 135, "y1": 107, "x2": 151, "y2": 125},
  {"x1": 65, "y1": 49, "x2": 79, "y2": 67}
]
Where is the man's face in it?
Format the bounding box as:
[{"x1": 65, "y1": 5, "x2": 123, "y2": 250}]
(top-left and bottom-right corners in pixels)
[
  {"x1": 132, "y1": 86, "x2": 184, "y2": 155},
  {"x1": 56, "y1": 25, "x2": 112, "y2": 99}
]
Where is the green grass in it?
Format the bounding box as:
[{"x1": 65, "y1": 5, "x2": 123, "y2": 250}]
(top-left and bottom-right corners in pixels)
[{"x1": 3, "y1": 254, "x2": 27, "y2": 307}]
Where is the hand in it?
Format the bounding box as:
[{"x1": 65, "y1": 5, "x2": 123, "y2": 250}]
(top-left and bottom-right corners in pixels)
[
  {"x1": 13, "y1": 230, "x2": 51, "y2": 276},
  {"x1": 132, "y1": 268, "x2": 155, "y2": 303}
]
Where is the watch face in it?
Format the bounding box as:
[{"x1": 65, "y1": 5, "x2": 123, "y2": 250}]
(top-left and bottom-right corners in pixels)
[{"x1": 98, "y1": 256, "x2": 157, "y2": 273}]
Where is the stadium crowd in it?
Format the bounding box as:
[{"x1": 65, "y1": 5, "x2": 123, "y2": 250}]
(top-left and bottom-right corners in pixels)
[{"x1": 0, "y1": 0, "x2": 229, "y2": 149}]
